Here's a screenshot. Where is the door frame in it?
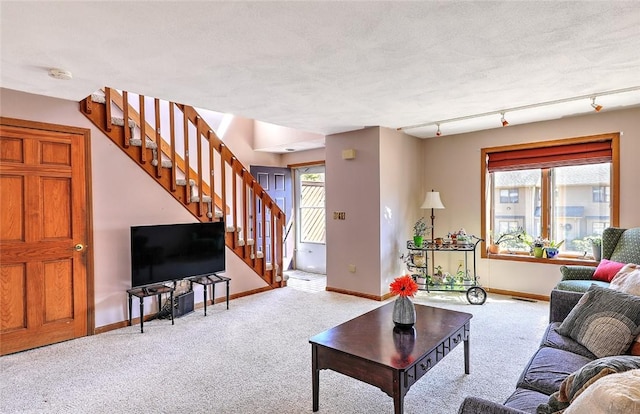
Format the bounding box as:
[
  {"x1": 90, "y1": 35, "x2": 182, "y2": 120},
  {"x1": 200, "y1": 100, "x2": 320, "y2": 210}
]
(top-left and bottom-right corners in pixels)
[{"x1": 1, "y1": 117, "x2": 95, "y2": 335}]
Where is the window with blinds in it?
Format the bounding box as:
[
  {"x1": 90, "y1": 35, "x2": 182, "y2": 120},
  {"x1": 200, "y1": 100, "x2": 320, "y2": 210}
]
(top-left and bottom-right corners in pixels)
[{"x1": 481, "y1": 133, "x2": 619, "y2": 258}]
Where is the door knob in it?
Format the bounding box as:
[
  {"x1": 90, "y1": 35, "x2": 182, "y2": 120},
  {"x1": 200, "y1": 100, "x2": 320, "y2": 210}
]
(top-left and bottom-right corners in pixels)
[{"x1": 74, "y1": 243, "x2": 85, "y2": 252}]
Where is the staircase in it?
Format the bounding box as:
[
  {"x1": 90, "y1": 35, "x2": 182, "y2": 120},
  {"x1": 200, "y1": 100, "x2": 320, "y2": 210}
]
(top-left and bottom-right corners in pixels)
[{"x1": 80, "y1": 87, "x2": 285, "y2": 287}]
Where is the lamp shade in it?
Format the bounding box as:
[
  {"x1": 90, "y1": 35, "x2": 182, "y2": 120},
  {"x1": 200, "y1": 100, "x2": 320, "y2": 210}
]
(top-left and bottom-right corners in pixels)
[{"x1": 420, "y1": 191, "x2": 445, "y2": 209}]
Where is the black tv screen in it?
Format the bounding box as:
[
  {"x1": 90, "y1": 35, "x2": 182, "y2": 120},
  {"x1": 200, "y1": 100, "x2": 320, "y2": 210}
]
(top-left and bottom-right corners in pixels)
[{"x1": 130, "y1": 221, "x2": 226, "y2": 288}]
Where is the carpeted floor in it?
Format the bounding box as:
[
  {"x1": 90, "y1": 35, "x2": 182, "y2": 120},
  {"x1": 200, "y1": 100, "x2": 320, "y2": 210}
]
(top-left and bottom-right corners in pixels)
[{"x1": 0, "y1": 283, "x2": 549, "y2": 414}]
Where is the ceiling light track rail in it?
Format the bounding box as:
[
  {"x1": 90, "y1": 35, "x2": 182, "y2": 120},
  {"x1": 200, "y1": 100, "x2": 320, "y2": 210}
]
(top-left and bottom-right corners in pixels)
[{"x1": 398, "y1": 85, "x2": 640, "y2": 132}]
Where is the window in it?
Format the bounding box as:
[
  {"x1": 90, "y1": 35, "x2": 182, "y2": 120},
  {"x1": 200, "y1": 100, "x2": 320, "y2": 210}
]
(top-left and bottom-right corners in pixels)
[
  {"x1": 499, "y1": 188, "x2": 519, "y2": 203},
  {"x1": 592, "y1": 222, "x2": 608, "y2": 235},
  {"x1": 497, "y1": 220, "x2": 521, "y2": 234},
  {"x1": 592, "y1": 186, "x2": 610, "y2": 203},
  {"x1": 299, "y1": 172, "x2": 325, "y2": 243},
  {"x1": 481, "y1": 134, "x2": 619, "y2": 259}
]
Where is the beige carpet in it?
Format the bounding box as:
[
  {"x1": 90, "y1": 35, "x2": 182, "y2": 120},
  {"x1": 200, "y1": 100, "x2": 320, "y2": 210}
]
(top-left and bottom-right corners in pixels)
[{"x1": 0, "y1": 285, "x2": 548, "y2": 413}]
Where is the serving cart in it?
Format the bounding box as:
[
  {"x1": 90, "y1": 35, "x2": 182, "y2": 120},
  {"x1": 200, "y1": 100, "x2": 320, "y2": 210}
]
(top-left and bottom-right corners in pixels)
[{"x1": 405, "y1": 235, "x2": 487, "y2": 305}]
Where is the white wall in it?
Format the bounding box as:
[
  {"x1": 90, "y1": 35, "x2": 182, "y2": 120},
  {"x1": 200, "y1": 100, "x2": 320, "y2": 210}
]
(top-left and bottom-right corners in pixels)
[
  {"x1": 379, "y1": 127, "x2": 422, "y2": 294},
  {"x1": 0, "y1": 88, "x2": 282, "y2": 328},
  {"x1": 281, "y1": 147, "x2": 325, "y2": 166},
  {"x1": 325, "y1": 127, "x2": 382, "y2": 296},
  {"x1": 324, "y1": 127, "x2": 422, "y2": 297},
  {"x1": 422, "y1": 107, "x2": 640, "y2": 296}
]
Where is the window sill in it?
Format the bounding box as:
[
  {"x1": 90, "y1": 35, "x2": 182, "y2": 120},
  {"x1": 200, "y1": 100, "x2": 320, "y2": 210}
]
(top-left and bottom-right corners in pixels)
[{"x1": 485, "y1": 252, "x2": 598, "y2": 266}]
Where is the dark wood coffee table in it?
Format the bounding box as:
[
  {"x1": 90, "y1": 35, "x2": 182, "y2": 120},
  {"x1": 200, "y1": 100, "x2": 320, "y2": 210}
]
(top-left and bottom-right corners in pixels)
[{"x1": 309, "y1": 302, "x2": 472, "y2": 413}]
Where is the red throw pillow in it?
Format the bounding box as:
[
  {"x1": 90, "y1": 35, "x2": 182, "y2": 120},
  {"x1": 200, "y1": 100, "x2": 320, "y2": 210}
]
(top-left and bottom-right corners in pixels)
[
  {"x1": 630, "y1": 334, "x2": 640, "y2": 356},
  {"x1": 592, "y1": 259, "x2": 626, "y2": 282}
]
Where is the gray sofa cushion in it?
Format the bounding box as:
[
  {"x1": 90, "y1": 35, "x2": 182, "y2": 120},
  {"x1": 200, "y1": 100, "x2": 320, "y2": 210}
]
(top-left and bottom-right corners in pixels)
[
  {"x1": 516, "y1": 347, "x2": 593, "y2": 395},
  {"x1": 557, "y1": 284, "x2": 640, "y2": 358},
  {"x1": 458, "y1": 396, "x2": 528, "y2": 414},
  {"x1": 540, "y1": 322, "x2": 596, "y2": 359},
  {"x1": 503, "y1": 388, "x2": 549, "y2": 413},
  {"x1": 555, "y1": 279, "x2": 609, "y2": 293}
]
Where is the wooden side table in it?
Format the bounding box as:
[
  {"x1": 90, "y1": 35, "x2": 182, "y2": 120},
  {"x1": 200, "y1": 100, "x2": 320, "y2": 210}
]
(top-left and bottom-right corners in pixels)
[
  {"x1": 187, "y1": 274, "x2": 230, "y2": 315},
  {"x1": 127, "y1": 284, "x2": 175, "y2": 333}
]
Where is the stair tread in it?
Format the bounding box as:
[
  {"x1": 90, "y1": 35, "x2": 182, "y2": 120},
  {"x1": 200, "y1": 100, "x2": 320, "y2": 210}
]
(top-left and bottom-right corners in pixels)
[
  {"x1": 176, "y1": 178, "x2": 196, "y2": 186},
  {"x1": 90, "y1": 93, "x2": 106, "y2": 104},
  {"x1": 190, "y1": 195, "x2": 212, "y2": 203},
  {"x1": 129, "y1": 138, "x2": 158, "y2": 149},
  {"x1": 111, "y1": 117, "x2": 136, "y2": 128}
]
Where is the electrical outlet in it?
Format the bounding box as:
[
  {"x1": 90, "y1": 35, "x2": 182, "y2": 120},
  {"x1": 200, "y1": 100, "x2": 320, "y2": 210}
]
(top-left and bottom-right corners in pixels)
[{"x1": 348, "y1": 264, "x2": 356, "y2": 273}]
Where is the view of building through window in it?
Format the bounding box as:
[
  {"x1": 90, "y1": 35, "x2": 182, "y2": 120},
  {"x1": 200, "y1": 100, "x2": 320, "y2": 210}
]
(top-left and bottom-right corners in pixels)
[{"x1": 492, "y1": 163, "x2": 611, "y2": 254}]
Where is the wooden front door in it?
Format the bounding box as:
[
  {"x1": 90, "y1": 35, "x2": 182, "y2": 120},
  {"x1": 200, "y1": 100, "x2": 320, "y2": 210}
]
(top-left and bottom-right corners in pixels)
[{"x1": 0, "y1": 118, "x2": 93, "y2": 355}]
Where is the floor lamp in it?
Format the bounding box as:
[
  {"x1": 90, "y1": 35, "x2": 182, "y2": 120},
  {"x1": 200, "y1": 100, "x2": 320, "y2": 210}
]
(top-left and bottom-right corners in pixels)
[{"x1": 420, "y1": 189, "x2": 445, "y2": 276}]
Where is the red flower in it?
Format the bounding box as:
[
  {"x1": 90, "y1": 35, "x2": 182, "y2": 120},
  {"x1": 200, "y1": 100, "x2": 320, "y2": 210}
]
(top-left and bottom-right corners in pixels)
[{"x1": 390, "y1": 274, "x2": 418, "y2": 297}]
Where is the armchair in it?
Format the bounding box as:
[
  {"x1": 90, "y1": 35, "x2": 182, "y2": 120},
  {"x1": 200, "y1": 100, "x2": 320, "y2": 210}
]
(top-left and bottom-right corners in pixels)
[{"x1": 557, "y1": 227, "x2": 640, "y2": 292}]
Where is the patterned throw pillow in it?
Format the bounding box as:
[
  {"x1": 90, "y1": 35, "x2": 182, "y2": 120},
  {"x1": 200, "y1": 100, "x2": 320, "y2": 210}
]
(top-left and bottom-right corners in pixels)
[
  {"x1": 609, "y1": 264, "x2": 640, "y2": 355},
  {"x1": 563, "y1": 369, "x2": 640, "y2": 414},
  {"x1": 557, "y1": 284, "x2": 640, "y2": 358},
  {"x1": 609, "y1": 263, "x2": 640, "y2": 296},
  {"x1": 536, "y1": 356, "x2": 640, "y2": 414}
]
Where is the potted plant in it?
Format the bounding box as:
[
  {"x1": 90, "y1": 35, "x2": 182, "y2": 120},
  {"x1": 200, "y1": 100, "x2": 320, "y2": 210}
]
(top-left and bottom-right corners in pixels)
[
  {"x1": 412, "y1": 217, "x2": 428, "y2": 247},
  {"x1": 488, "y1": 228, "x2": 524, "y2": 254},
  {"x1": 544, "y1": 239, "x2": 564, "y2": 259},
  {"x1": 519, "y1": 233, "x2": 546, "y2": 258},
  {"x1": 587, "y1": 235, "x2": 602, "y2": 261}
]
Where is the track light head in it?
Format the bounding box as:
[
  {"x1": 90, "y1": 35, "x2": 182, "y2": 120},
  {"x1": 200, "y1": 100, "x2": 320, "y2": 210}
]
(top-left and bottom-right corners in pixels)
[
  {"x1": 435, "y1": 123, "x2": 441, "y2": 136},
  {"x1": 591, "y1": 97, "x2": 603, "y2": 112},
  {"x1": 500, "y1": 112, "x2": 509, "y2": 127}
]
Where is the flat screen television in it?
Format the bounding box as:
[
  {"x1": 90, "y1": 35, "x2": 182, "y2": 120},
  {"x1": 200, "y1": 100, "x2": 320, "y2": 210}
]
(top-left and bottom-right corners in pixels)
[{"x1": 130, "y1": 221, "x2": 225, "y2": 288}]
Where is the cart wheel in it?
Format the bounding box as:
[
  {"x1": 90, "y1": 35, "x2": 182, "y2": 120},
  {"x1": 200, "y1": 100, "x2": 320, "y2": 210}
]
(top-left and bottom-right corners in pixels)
[{"x1": 466, "y1": 287, "x2": 487, "y2": 305}]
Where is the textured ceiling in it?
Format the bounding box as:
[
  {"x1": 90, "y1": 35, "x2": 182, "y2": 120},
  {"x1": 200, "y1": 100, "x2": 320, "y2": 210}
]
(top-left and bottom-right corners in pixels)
[{"x1": 2, "y1": 2, "x2": 640, "y2": 152}]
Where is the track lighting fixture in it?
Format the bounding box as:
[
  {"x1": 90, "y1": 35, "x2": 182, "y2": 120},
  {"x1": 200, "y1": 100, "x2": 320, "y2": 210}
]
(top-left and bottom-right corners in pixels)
[
  {"x1": 500, "y1": 112, "x2": 509, "y2": 127},
  {"x1": 397, "y1": 85, "x2": 640, "y2": 134},
  {"x1": 591, "y1": 97, "x2": 603, "y2": 112}
]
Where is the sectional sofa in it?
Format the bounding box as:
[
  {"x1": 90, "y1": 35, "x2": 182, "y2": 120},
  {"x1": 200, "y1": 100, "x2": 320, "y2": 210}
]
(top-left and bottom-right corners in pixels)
[{"x1": 458, "y1": 285, "x2": 640, "y2": 414}]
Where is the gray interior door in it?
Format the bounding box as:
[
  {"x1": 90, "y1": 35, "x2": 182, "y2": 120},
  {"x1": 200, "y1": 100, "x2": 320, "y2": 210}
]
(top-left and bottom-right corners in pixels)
[{"x1": 250, "y1": 166, "x2": 292, "y2": 265}]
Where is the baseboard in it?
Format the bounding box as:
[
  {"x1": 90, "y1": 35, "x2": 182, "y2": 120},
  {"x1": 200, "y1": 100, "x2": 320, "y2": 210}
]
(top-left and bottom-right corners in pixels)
[
  {"x1": 325, "y1": 286, "x2": 385, "y2": 301},
  {"x1": 95, "y1": 286, "x2": 271, "y2": 335},
  {"x1": 485, "y1": 287, "x2": 549, "y2": 302}
]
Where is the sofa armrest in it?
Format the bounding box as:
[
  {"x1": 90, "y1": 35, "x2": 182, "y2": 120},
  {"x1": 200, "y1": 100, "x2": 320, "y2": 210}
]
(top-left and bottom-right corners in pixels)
[
  {"x1": 457, "y1": 397, "x2": 527, "y2": 414},
  {"x1": 559, "y1": 265, "x2": 596, "y2": 281},
  {"x1": 549, "y1": 289, "x2": 584, "y2": 323}
]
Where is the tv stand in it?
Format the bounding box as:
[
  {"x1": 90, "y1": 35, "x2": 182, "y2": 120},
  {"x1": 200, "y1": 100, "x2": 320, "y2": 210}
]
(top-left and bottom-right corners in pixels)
[
  {"x1": 127, "y1": 283, "x2": 175, "y2": 333},
  {"x1": 186, "y1": 274, "x2": 230, "y2": 316}
]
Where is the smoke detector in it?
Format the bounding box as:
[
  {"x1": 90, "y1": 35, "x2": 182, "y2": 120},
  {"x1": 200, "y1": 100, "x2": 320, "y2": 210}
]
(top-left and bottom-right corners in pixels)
[{"x1": 48, "y1": 68, "x2": 73, "y2": 80}]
